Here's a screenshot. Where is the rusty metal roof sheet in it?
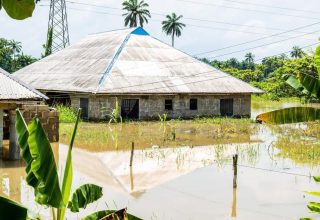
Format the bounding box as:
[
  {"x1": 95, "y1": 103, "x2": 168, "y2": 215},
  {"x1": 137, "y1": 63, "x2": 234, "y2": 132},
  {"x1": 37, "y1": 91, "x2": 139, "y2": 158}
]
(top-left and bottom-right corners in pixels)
[
  {"x1": 0, "y1": 67, "x2": 47, "y2": 101},
  {"x1": 14, "y1": 27, "x2": 263, "y2": 95}
]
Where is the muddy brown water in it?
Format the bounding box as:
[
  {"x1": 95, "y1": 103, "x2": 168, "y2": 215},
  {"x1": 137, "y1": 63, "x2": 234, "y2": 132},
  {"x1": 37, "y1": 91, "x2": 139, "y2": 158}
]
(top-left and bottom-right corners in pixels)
[{"x1": 1, "y1": 101, "x2": 320, "y2": 219}]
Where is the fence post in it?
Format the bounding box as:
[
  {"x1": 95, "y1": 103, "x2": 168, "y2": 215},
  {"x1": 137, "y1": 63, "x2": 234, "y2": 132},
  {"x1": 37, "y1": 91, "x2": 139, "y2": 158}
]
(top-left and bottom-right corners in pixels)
[{"x1": 233, "y1": 154, "x2": 238, "y2": 188}]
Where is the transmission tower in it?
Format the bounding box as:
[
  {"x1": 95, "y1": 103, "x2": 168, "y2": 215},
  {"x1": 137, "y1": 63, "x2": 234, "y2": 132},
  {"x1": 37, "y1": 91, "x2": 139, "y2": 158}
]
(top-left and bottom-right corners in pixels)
[{"x1": 46, "y1": 0, "x2": 70, "y2": 53}]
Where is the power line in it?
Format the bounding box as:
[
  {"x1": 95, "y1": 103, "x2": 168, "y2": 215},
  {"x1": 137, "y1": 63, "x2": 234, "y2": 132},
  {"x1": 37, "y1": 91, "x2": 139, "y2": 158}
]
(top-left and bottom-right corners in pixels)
[
  {"x1": 42, "y1": 0, "x2": 317, "y2": 36},
  {"x1": 39, "y1": 4, "x2": 320, "y2": 42},
  {"x1": 176, "y1": 0, "x2": 320, "y2": 21},
  {"x1": 194, "y1": 21, "x2": 320, "y2": 56},
  {"x1": 209, "y1": 29, "x2": 320, "y2": 59},
  {"x1": 66, "y1": 0, "x2": 317, "y2": 36},
  {"x1": 202, "y1": 0, "x2": 320, "y2": 15},
  {"x1": 255, "y1": 42, "x2": 320, "y2": 62}
]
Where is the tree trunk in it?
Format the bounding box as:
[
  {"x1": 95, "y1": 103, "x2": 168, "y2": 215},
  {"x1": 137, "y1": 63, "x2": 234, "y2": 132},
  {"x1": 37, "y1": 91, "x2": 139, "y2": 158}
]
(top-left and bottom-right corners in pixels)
[{"x1": 172, "y1": 32, "x2": 175, "y2": 47}]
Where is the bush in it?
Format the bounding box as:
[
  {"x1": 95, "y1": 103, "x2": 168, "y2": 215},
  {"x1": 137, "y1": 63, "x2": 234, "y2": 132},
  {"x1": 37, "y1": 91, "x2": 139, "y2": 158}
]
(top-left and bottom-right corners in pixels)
[{"x1": 54, "y1": 105, "x2": 78, "y2": 123}]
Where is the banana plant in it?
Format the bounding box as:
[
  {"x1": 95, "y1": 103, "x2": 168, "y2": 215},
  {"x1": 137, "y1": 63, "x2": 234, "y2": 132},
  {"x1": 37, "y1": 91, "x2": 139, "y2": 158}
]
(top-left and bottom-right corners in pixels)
[
  {"x1": 256, "y1": 45, "x2": 320, "y2": 124},
  {"x1": 0, "y1": 109, "x2": 141, "y2": 220},
  {"x1": 300, "y1": 176, "x2": 320, "y2": 220}
]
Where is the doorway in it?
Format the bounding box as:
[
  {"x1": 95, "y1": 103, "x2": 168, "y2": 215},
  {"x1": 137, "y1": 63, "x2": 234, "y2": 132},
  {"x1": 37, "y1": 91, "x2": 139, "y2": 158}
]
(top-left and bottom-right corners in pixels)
[
  {"x1": 80, "y1": 98, "x2": 89, "y2": 119},
  {"x1": 121, "y1": 99, "x2": 139, "y2": 120},
  {"x1": 220, "y1": 99, "x2": 234, "y2": 117}
]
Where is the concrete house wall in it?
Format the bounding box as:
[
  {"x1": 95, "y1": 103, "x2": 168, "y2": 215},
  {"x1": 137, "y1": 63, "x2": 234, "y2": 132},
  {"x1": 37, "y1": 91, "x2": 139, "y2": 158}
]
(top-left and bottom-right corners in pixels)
[{"x1": 70, "y1": 94, "x2": 251, "y2": 120}]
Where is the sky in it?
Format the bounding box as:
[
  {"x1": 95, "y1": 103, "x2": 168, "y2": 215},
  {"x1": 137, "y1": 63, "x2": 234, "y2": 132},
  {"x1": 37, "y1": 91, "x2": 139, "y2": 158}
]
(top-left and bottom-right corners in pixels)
[{"x1": 0, "y1": 0, "x2": 319, "y2": 61}]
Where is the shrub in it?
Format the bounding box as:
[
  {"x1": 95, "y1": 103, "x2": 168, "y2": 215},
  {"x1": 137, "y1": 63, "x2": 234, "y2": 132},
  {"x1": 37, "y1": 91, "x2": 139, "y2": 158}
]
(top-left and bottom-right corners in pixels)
[{"x1": 55, "y1": 104, "x2": 79, "y2": 123}]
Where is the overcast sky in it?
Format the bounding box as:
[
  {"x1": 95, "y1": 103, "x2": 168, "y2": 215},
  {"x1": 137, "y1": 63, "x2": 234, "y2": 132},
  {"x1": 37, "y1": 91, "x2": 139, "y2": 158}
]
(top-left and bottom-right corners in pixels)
[{"x1": 0, "y1": 0, "x2": 319, "y2": 61}]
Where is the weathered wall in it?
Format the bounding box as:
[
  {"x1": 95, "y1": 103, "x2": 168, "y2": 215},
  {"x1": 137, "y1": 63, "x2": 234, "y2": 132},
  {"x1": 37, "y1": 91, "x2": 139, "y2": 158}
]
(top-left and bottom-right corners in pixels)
[
  {"x1": 20, "y1": 105, "x2": 59, "y2": 142},
  {"x1": 70, "y1": 94, "x2": 251, "y2": 120}
]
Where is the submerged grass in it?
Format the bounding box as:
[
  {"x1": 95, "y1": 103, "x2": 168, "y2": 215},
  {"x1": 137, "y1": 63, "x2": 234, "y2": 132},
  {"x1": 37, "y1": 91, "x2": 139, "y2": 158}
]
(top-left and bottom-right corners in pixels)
[
  {"x1": 271, "y1": 121, "x2": 320, "y2": 166},
  {"x1": 59, "y1": 117, "x2": 257, "y2": 152}
]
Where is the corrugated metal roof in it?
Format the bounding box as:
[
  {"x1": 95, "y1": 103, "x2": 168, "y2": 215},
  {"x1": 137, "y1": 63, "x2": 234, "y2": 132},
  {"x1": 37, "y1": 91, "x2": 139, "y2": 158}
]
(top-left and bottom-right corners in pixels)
[
  {"x1": 14, "y1": 27, "x2": 263, "y2": 95},
  {"x1": 0, "y1": 67, "x2": 47, "y2": 101}
]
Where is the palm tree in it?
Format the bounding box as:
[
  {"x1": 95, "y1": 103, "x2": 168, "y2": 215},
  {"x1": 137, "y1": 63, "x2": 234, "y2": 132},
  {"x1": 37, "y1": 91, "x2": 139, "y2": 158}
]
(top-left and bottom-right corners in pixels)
[
  {"x1": 122, "y1": 0, "x2": 151, "y2": 28},
  {"x1": 244, "y1": 52, "x2": 255, "y2": 64},
  {"x1": 162, "y1": 13, "x2": 186, "y2": 47},
  {"x1": 9, "y1": 40, "x2": 22, "y2": 59},
  {"x1": 291, "y1": 46, "x2": 304, "y2": 58},
  {"x1": 244, "y1": 52, "x2": 255, "y2": 70}
]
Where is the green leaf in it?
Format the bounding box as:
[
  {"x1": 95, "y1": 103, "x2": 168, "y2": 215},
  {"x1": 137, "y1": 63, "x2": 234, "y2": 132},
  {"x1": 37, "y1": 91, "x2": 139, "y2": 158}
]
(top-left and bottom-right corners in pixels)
[
  {"x1": 84, "y1": 209, "x2": 142, "y2": 220},
  {"x1": 67, "y1": 184, "x2": 103, "y2": 213},
  {"x1": 315, "y1": 45, "x2": 320, "y2": 77},
  {"x1": 0, "y1": 196, "x2": 28, "y2": 220},
  {"x1": 307, "y1": 202, "x2": 320, "y2": 214},
  {"x1": 305, "y1": 191, "x2": 320, "y2": 197},
  {"x1": 58, "y1": 109, "x2": 81, "y2": 220},
  {"x1": 285, "y1": 75, "x2": 308, "y2": 94},
  {"x1": 16, "y1": 110, "x2": 38, "y2": 188},
  {"x1": 256, "y1": 107, "x2": 320, "y2": 124},
  {"x1": 16, "y1": 110, "x2": 64, "y2": 208},
  {"x1": 297, "y1": 72, "x2": 320, "y2": 99},
  {"x1": 300, "y1": 218, "x2": 313, "y2": 220},
  {"x1": 314, "y1": 176, "x2": 320, "y2": 183},
  {"x1": 2, "y1": 0, "x2": 35, "y2": 20}
]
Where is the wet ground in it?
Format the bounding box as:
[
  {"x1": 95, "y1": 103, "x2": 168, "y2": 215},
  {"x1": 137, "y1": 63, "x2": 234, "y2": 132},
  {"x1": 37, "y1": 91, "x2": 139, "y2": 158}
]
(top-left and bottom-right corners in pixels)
[{"x1": 1, "y1": 99, "x2": 320, "y2": 219}]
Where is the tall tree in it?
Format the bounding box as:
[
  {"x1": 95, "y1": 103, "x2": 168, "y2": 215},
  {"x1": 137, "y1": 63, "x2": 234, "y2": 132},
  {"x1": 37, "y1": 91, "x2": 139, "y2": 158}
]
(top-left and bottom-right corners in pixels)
[
  {"x1": 244, "y1": 52, "x2": 255, "y2": 70},
  {"x1": 290, "y1": 46, "x2": 304, "y2": 58},
  {"x1": 122, "y1": 0, "x2": 151, "y2": 28},
  {"x1": 162, "y1": 13, "x2": 186, "y2": 47},
  {"x1": 9, "y1": 40, "x2": 22, "y2": 59}
]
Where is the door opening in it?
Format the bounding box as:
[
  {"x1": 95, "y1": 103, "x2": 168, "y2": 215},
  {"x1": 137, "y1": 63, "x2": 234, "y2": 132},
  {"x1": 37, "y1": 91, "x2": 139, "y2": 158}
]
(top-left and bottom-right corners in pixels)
[
  {"x1": 121, "y1": 99, "x2": 139, "y2": 120},
  {"x1": 220, "y1": 99, "x2": 234, "y2": 117},
  {"x1": 80, "y1": 98, "x2": 89, "y2": 119}
]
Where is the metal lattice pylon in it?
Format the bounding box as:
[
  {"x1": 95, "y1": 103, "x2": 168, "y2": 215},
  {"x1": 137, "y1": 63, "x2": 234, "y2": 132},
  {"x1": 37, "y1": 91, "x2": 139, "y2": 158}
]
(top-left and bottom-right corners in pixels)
[{"x1": 47, "y1": 0, "x2": 70, "y2": 53}]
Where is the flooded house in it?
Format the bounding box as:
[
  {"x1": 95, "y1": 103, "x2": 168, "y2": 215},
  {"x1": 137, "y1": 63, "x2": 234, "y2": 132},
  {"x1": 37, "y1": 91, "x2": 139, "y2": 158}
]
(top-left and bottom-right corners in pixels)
[
  {"x1": 0, "y1": 68, "x2": 58, "y2": 160},
  {"x1": 14, "y1": 27, "x2": 263, "y2": 120}
]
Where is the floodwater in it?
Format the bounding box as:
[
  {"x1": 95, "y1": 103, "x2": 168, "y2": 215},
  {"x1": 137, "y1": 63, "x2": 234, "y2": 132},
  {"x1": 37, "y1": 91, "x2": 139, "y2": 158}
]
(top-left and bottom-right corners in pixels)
[{"x1": 1, "y1": 100, "x2": 320, "y2": 220}]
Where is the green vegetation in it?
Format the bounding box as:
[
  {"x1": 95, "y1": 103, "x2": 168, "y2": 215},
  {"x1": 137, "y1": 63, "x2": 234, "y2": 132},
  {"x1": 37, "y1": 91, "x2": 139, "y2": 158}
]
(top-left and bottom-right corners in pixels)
[
  {"x1": 201, "y1": 46, "x2": 318, "y2": 100},
  {"x1": 0, "y1": 109, "x2": 140, "y2": 219},
  {"x1": 59, "y1": 117, "x2": 256, "y2": 152},
  {"x1": 0, "y1": 38, "x2": 37, "y2": 73},
  {"x1": 162, "y1": 13, "x2": 186, "y2": 47},
  {"x1": 122, "y1": 0, "x2": 151, "y2": 28},
  {"x1": 301, "y1": 176, "x2": 320, "y2": 219},
  {"x1": 0, "y1": 0, "x2": 39, "y2": 20},
  {"x1": 55, "y1": 105, "x2": 79, "y2": 123},
  {"x1": 271, "y1": 122, "x2": 320, "y2": 165}
]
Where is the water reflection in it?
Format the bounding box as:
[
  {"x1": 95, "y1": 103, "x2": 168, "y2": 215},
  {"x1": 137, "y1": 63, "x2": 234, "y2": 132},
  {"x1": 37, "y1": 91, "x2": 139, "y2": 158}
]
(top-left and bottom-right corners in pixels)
[{"x1": 1, "y1": 101, "x2": 320, "y2": 219}]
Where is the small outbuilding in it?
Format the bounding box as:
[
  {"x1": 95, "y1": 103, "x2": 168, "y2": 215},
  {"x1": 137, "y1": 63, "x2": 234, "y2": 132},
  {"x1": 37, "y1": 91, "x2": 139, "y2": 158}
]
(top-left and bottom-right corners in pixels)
[
  {"x1": 0, "y1": 67, "x2": 49, "y2": 159},
  {"x1": 14, "y1": 27, "x2": 263, "y2": 120}
]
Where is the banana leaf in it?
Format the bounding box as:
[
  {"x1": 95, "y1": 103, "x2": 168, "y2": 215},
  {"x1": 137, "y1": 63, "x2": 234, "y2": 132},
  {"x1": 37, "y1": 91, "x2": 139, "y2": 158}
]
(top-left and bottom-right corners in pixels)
[
  {"x1": 297, "y1": 72, "x2": 320, "y2": 99},
  {"x1": 0, "y1": 196, "x2": 28, "y2": 220},
  {"x1": 16, "y1": 110, "x2": 38, "y2": 188},
  {"x1": 314, "y1": 176, "x2": 320, "y2": 183},
  {"x1": 67, "y1": 184, "x2": 103, "y2": 213},
  {"x1": 16, "y1": 110, "x2": 64, "y2": 208},
  {"x1": 285, "y1": 75, "x2": 308, "y2": 94},
  {"x1": 308, "y1": 202, "x2": 320, "y2": 214},
  {"x1": 256, "y1": 107, "x2": 320, "y2": 124},
  {"x1": 1, "y1": 0, "x2": 35, "y2": 20},
  {"x1": 84, "y1": 209, "x2": 142, "y2": 220},
  {"x1": 58, "y1": 109, "x2": 81, "y2": 220}
]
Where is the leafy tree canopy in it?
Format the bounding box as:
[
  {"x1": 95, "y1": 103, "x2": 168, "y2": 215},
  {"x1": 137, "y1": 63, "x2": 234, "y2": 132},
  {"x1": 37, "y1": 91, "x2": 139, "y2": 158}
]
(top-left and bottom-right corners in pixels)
[{"x1": 0, "y1": 38, "x2": 37, "y2": 73}]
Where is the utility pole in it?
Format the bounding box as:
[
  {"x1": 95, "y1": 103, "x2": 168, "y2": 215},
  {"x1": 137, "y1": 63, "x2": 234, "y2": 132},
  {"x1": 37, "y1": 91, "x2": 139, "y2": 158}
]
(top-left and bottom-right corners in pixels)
[{"x1": 46, "y1": 0, "x2": 70, "y2": 54}]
